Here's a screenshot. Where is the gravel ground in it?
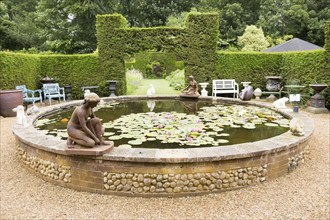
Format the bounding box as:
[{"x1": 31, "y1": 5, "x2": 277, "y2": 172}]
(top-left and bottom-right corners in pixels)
[{"x1": 0, "y1": 111, "x2": 329, "y2": 219}]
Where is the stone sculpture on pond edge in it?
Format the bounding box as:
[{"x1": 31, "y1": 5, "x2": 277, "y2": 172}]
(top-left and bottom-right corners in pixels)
[
  {"x1": 65, "y1": 92, "x2": 114, "y2": 155},
  {"x1": 12, "y1": 105, "x2": 29, "y2": 127},
  {"x1": 180, "y1": 75, "x2": 200, "y2": 98}
]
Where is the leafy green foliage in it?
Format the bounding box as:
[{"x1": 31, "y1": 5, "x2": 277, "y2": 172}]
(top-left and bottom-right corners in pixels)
[
  {"x1": 125, "y1": 52, "x2": 181, "y2": 78},
  {"x1": 0, "y1": 0, "x2": 329, "y2": 53},
  {"x1": 237, "y1": 25, "x2": 269, "y2": 51},
  {"x1": 125, "y1": 68, "x2": 144, "y2": 95},
  {"x1": 166, "y1": 69, "x2": 185, "y2": 91}
]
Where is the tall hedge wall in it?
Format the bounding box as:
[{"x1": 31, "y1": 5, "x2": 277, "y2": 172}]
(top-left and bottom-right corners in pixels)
[
  {"x1": 96, "y1": 13, "x2": 219, "y2": 94},
  {"x1": 0, "y1": 52, "x2": 102, "y2": 99},
  {"x1": 39, "y1": 54, "x2": 104, "y2": 98},
  {"x1": 0, "y1": 52, "x2": 41, "y2": 90},
  {"x1": 325, "y1": 21, "x2": 330, "y2": 65},
  {"x1": 281, "y1": 50, "x2": 328, "y2": 84},
  {"x1": 215, "y1": 52, "x2": 283, "y2": 90}
]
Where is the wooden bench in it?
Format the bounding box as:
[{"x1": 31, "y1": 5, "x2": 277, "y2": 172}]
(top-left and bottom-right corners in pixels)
[
  {"x1": 42, "y1": 83, "x2": 65, "y2": 104},
  {"x1": 212, "y1": 79, "x2": 239, "y2": 98}
]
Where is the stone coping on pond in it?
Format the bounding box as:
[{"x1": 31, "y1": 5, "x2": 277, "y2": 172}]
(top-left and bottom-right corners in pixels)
[{"x1": 12, "y1": 96, "x2": 314, "y2": 163}]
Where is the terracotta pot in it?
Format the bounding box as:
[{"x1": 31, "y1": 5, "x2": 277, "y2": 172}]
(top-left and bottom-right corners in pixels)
[{"x1": 0, "y1": 90, "x2": 23, "y2": 117}]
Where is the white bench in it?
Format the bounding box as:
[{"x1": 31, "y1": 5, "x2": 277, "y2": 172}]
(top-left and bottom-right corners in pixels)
[
  {"x1": 42, "y1": 83, "x2": 65, "y2": 104},
  {"x1": 212, "y1": 79, "x2": 239, "y2": 98}
]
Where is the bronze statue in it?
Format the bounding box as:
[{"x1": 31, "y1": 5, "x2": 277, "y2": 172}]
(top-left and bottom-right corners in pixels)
[
  {"x1": 181, "y1": 75, "x2": 200, "y2": 96},
  {"x1": 67, "y1": 92, "x2": 110, "y2": 148}
]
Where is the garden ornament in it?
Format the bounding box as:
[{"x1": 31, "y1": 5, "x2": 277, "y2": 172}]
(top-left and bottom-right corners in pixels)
[
  {"x1": 27, "y1": 105, "x2": 40, "y2": 115},
  {"x1": 239, "y1": 86, "x2": 254, "y2": 101},
  {"x1": 181, "y1": 75, "x2": 200, "y2": 96},
  {"x1": 66, "y1": 92, "x2": 111, "y2": 148},
  {"x1": 84, "y1": 89, "x2": 91, "y2": 98},
  {"x1": 272, "y1": 97, "x2": 289, "y2": 109},
  {"x1": 289, "y1": 118, "x2": 305, "y2": 136},
  {"x1": 12, "y1": 105, "x2": 29, "y2": 127},
  {"x1": 147, "y1": 84, "x2": 155, "y2": 97}
]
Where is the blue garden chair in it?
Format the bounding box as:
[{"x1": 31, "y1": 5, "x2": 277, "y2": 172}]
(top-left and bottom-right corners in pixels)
[{"x1": 15, "y1": 85, "x2": 43, "y2": 106}]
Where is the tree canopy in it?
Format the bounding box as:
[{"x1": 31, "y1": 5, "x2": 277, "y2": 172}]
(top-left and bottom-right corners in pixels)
[{"x1": 0, "y1": 0, "x2": 329, "y2": 53}]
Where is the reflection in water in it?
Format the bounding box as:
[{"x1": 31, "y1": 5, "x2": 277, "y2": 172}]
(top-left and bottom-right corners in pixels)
[
  {"x1": 146, "y1": 100, "x2": 156, "y2": 111},
  {"x1": 180, "y1": 100, "x2": 198, "y2": 115}
]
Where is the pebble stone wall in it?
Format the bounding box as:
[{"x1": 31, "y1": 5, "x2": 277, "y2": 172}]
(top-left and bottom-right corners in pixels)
[
  {"x1": 15, "y1": 142, "x2": 311, "y2": 196},
  {"x1": 17, "y1": 147, "x2": 72, "y2": 183},
  {"x1": 103, "y1": 165, "x2": 268, "y2": 194},
  {"x1": 288, "y1": 146, "x2": 310, "y2": 173}
]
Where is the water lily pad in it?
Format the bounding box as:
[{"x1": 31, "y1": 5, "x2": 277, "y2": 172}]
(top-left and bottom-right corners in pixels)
[
  {"x1": 128, "y1": 140, "x2": 143, "y2": 145},
  {"x1": 217, "y1": 139, "x2": 229, "y2": 144},
  {"x1": 218, "y1": 133, "x2": 230, "y2": 136},
  {"x1": 103, "y1": 132, "x2": 115, "y2": 137},
  {"x1": 264, "y1": 123, "x2": 278, "y2": 127},
  {"x1": 120, "y1": 133, "x2": 134, "y2": 139},
  {"x1": 118, "y1": 144, "x2": 132, "y2": 148},
  {"x1": 108, "y1": 135, "x2": 123, "y2": 140}
]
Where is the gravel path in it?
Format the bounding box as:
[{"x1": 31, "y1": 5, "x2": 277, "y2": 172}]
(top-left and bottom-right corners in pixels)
[{"x1": 0, "y1": 111, "x2": 329, "y2": 219}]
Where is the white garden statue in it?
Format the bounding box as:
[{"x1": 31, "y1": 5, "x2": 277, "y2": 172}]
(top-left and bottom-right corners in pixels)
[
  {"x1": 147, "y1": 84, "x2": 155, "y2": 97},
  {"x1": 27, "y1": 105, "x2": 40, "y2": 115},
  {"x1": 84, "y1": 89, "x2": 91, "y2": 98},
  {"x1": 272, "y1": 97, "x2": 289, "y2": 109},
  {"x1": 12, "y1": 105, "x2": 29, "y2": 127},
  {"x1": 289, "y1": 118, "x2": 305, "y2": 136}
]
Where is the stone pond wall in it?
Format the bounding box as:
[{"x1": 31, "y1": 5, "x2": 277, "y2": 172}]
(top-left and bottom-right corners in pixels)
[{"x1": 15, "y1": 138, "x2": 311, "y2": 197}]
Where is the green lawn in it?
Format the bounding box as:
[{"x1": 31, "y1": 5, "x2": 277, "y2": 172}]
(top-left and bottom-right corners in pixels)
[{"x1": 128, "y1": 79, "x2": 181, "y2": 95}]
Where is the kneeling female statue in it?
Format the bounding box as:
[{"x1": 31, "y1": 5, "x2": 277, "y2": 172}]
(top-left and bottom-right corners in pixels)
[
  {"x1": 67, "y1": 92, "x2": 110, "y2": 148},
  {"x1": 181, "y1": 75, "x2": 200, "y2": 97}
]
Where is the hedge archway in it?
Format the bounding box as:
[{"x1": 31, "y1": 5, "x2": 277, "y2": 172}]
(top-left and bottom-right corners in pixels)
[{"x1": 96, "y1": 13, "x2": 219, "y2": 95}]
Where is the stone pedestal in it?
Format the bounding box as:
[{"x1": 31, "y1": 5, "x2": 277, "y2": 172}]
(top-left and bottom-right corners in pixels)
[
  {"x1": 306, "y1": 94, "x2": 329, "y2": 113},
  {"x1": 306, "y1": 84, "x2": 329, "y2": 114},
  {"x1": 65, "y1": 141, "x2": 114, "y2": 156},
  {"x1": 199, "y1": 82, "x2": 209, "y2": 97},
  {"x1": 107, "y1": 80, "x2": 118, "y2": 97}
]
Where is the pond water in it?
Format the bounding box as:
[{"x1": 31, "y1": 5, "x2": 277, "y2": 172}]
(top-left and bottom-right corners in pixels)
[{"x1": 35, "y1": 99, "x2": 289, "y2": 149}]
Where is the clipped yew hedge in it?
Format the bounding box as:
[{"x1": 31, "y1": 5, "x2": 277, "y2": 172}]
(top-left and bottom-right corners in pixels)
[
  {"x1": 0, "y1": 52, "x2": 41, "y2": 90},
  {"x1": 215, "y1": 52, "x2": 283, "y2": 90},
  {"x1": 96, "y1": 13, "x2": 219, "y2": 94},
  {"x1": 0, "y1": 52, "x2": 103, "y2": 99},
  {"x1": 281, "y1": 50, "x2": 328, "y2": 84},
  {"x1": 39, "y1": 54, "x2": 104, "y2": 98}
]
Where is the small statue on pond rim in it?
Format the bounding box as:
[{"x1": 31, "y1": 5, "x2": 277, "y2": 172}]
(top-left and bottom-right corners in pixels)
[
  {"x1": 181, "y1": 75, "x2": 200, "y2": 96},
  {"x1": 67, "y1": 92, "x2": 110, "y2": 148}
]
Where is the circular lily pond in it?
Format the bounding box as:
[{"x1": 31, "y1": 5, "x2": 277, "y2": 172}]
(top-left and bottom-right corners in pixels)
[{"x1": 35, "y1": 99, "x2": 289, "y2": 149}]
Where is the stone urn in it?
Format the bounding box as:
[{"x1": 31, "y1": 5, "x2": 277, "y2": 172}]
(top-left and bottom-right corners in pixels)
[
  {"x1": 0, "y1": 90, "x2": 23, "y2": 117},
  {"x1": 265, "y1": 76, "x2": 281, "y2": 92},
  {"x1": 254, "y1": 88, "x2": 262, "y2": 100},
  {"x1": 40, "y1": 75, "x2": 55, "y2": 84},
  {"x1": 306, "y1": 84, "x2": 328, "y2": 113},
  {"x1": 199, "y1": 82, "x2": 209, "y2": 97},
  {"x1": 107, "y1": 80, "x2": 118, "y2": 96}
]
